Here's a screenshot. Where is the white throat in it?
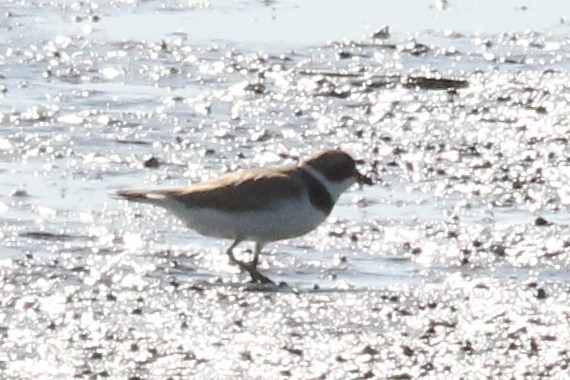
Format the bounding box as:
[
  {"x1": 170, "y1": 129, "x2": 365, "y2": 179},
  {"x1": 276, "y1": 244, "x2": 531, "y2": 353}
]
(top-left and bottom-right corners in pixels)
[{"x1": 299, "y1": 164, "x2": 355, "y2": 202}]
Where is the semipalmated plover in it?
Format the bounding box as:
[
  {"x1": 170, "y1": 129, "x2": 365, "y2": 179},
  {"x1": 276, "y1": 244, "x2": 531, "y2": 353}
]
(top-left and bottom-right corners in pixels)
[{"x1": 114, "y1": 149, "x2": 372, "y2": 284}]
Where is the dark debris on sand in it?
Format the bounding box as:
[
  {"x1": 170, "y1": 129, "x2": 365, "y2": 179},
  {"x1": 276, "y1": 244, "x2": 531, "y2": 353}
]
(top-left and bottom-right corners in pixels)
[{"x1": 0, "y1": 256, "x2": 569, "y2": 379}]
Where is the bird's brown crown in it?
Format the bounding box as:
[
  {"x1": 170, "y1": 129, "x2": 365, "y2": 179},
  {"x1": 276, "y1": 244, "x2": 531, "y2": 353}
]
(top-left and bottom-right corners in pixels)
[{"x1": 302, "y1": 149, "x2": 359, "y2": 183}]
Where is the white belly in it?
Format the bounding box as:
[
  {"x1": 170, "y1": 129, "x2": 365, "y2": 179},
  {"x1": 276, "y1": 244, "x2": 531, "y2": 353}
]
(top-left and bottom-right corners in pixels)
[{"x1": 166, "y1": 198, "x2": 328, "y2": 242}]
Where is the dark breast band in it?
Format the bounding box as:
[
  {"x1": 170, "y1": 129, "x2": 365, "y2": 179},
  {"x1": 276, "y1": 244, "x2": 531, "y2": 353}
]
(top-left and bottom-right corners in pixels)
[{"x1": 298, "y1": 169, "x2": 334, "y2": 215}]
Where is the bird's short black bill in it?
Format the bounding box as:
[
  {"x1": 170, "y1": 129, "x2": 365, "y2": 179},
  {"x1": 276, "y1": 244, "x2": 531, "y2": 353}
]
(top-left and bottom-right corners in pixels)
[{"x1": 357, "y1": 171, "x2": 373, "y2": 185}]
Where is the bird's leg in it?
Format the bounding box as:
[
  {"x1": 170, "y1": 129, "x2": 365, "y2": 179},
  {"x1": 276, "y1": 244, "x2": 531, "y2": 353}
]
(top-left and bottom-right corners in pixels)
[
  {"x1": 251, "y1": 242, "x2": 264, "y2": 268},
  {"x1": 225, "y1": 239, "x2": 243, "y2": 266},
  {"x1": 243, "y1": 242, "x2": 273, "y2": 284},
  {"x1": 226, "y1": 240, "x2": 273, "y2": 284}
]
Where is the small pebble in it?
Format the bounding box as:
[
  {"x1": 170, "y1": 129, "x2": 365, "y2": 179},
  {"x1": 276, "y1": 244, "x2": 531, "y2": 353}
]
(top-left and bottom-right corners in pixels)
[
  {"x1": 535, "y1": 217, "x2": 552, "y2": 226},
  {"x1": 143, "y1": 156, "x2": 160, "y2": 168},
  {"x1": 10, "y1": 188, "x2": 28, "y2": 197}
]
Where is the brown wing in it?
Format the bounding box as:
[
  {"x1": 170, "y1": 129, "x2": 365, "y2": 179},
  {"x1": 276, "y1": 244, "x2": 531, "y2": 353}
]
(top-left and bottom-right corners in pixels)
[{"x1": 162, "y1": 166, "x2": 305, "y2": 211}]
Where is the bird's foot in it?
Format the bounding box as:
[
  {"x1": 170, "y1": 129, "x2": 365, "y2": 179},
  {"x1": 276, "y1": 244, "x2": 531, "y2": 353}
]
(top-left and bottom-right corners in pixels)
[
  {"x1": 248, "y1": 270, "x2": 274, "y2": 285},
  {"x1": 241, "y1": 262, "x2": 274, "y2": 284},
  {"x1": 228, "y1": 257, "x2": 274, "y2": 284}
]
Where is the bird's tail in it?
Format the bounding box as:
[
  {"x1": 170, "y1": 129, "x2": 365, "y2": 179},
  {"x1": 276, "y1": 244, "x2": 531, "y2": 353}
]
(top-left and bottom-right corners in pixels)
[{"x1": 111, "y1": 189, "x2": 169, "y2": 205}]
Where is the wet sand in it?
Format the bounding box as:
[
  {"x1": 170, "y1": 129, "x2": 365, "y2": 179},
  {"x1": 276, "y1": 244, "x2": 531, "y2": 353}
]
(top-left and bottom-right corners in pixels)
[
  {"x1": 2, "y1": 255, "x2": 570, "y2": 378},
  {"x1": 1, "y1": 0, "x2": 570, "y2": 378}
]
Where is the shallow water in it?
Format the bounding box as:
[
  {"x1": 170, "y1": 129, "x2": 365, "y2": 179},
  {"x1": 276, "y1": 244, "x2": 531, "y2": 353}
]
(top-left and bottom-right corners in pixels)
[{"x1": 2, "y1": 0, "x2": 570, "y2": 378}]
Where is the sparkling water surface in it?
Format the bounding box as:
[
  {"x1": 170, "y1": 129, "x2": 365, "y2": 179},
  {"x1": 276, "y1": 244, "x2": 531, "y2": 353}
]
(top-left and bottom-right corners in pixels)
[{"x1": 1, "y1": 0, "x2": 570, "y2": 378}]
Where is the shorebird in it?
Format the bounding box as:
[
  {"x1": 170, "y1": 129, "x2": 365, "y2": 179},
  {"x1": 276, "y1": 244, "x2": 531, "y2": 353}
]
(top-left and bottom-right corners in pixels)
[{"x1": 114, "y1": 149, "x2": 372, "y2": 283}]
